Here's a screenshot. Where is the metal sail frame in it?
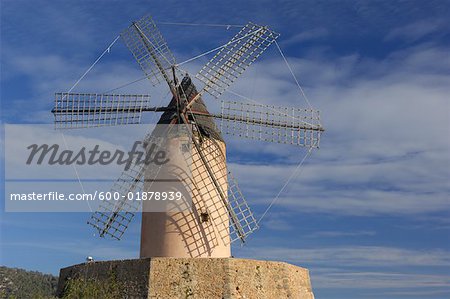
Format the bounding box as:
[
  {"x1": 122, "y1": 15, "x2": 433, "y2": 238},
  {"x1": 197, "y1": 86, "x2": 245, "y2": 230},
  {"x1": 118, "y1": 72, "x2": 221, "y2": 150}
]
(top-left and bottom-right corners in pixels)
[
  {"x1": 195, "y1": 22, "x2": 280, "y2": 99},
  {"x1": 53, "y1": 93, "x2": 153, "y2": 129},
  {"x1": 52, "y1": 15, "x2": 322, "y2": 246}
]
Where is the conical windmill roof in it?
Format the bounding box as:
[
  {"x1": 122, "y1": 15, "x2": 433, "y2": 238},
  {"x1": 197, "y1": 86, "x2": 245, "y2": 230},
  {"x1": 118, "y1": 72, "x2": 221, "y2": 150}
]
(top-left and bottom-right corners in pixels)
[{"x1": 157, "y1": 75, "x2": 224, "y2": 142}]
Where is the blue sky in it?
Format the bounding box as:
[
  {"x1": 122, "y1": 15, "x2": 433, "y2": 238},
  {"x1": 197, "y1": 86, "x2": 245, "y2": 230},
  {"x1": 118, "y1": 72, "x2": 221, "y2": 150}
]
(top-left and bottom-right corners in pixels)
[{"x1": 1, "y1": 0, "x2": 450, "y2": 298}]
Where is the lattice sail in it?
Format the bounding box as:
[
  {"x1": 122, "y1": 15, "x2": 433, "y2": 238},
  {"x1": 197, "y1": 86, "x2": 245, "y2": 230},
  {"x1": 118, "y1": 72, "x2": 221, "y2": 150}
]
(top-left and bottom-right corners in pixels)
[
  {"x1": 121, "y1": 15, "x2": 176, "y2": 86},
  {"x1": 187, "y1": 125, "x2": 258, "y2": 244},
  {"x1": 87, "y1": 150, "x2": 144, "y2": 240},
  {"x1": 215, "y1": 100, "x2": 323, "y2": 148},
  {"x1": 226, "y1": 171, "x2": 259, "y2": 242},
  {"x1": 195, "y1": 22, "x2": 279, "y2": 98},
  {"x1": 53, "y1": 92, "x2": 152, "y2": 129},
  {"x1": 87, "y1": 133, "x2": 166, "y2": 240}
]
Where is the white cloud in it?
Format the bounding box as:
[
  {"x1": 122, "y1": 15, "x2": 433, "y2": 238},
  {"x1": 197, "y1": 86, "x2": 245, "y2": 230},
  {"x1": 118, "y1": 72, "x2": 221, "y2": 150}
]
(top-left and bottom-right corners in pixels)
[
  {"x1": 239, "y1": 245, "x2": 450, "y2": 267},
  {"x1": 385, "y1": 19, "x2": 446, "y2": 42},
  {"x1": 281, "y1": 28, "x2": 329, "y2": 46},
  {"x1": 313, "y1": 271, "x2": 450, "y2": 289},
  {"x1": 305, "y1": 230, "x2": 376, "y2": 238},
  {"x1": 260, "y1": 212, "x2": 295, "y2": 231}
]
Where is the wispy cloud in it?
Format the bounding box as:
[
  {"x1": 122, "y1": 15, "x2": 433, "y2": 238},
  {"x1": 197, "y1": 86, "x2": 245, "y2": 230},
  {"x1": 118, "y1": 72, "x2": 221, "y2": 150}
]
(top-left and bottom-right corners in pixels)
[
  {"x1": 313, "y1": 271, "x2": 450, "y2": 289},
  {"x1": 239, "y1": 246, "x2": 450, "y2": 267},
  {"x1": 282, "y1": 28, "x2": 329, "y2": 46},
  {"x1": 260, "y1": 212, "x2": 296, "y2": 231},
  {"x1": 385, "y1": 19, "x2": 447, "y2": 42},
  {"x1": 305, "y1": 230, "x2": 376, "y2": 238}
]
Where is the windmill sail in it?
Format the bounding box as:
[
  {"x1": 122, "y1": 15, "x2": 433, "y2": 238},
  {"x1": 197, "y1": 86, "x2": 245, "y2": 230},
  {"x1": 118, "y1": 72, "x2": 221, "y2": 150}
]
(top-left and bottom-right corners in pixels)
[
  {"x1": 121, "y1": 15, "x2": 176, "y2": 86},
  {"x1": 86, "y1": 130, "x2": 149, "y2": 239},
  {"x1": 53, "y1": 92, "x2": 152, "y2": 129},
  {"x1": 226, "y1": 171, "x2": 259, "y2": 243},
  {"x1": 195, "y1": 22, "x2": 279, "y2": 98},
  {"x1": 87, "y1": 157, "x2": 144, "y2": 240},
  {"x1": 187, "y1": 124, "x2": 257, "y2": 244},
  {"x1": 215, "y1": 100, "x2": 323, "y2": 148},
  {"x1": 87, "y1": 132, "x2": 168, "y2": 240}
]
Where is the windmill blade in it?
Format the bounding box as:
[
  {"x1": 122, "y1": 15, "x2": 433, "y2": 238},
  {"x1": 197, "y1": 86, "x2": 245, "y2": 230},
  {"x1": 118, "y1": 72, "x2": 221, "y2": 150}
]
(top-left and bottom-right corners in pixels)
[
  {"x1": 87, "y1": 133, "x2": 166, "y2": 240},
  {"x1": 184, "y1": 118, "x2": 258, "y2": 244},
  {"x1": 87, "y1": 152, "x2": 145, "y2": 240},
  {"x1": 121, "y1": 15, "x2": 176, "y2": 86},
  {"x1": 226, "y1": 170, "x2": 259, "y2": 243},
  {"x1": 213, "y1": 100, "x2": 324, "y2": 148},
  {"x1": 52, "y1": 92, "x2": 152, "y2": 129},
  {"x1": 195, "y1": 22, "x2": 279, "y2": 99}
]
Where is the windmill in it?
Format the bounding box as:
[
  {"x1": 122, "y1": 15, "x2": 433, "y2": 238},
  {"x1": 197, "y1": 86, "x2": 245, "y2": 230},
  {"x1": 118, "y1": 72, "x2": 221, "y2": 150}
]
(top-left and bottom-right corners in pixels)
[{"x1": 52, "y1": 15, "x2": 324, "y2": 258}]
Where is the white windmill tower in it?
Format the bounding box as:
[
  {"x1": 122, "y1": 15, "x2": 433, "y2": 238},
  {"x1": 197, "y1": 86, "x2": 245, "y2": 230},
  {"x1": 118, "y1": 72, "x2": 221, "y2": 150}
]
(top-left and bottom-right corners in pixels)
[{"x1": 52, "y1": 15, "x2": 323, "y2": 260}]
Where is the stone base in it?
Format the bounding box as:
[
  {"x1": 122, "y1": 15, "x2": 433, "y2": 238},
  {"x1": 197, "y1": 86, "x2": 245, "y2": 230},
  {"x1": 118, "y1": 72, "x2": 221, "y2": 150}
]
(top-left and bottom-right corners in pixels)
[{"x1": 57, "y1": 258, "x2": 314, "y2": 298}]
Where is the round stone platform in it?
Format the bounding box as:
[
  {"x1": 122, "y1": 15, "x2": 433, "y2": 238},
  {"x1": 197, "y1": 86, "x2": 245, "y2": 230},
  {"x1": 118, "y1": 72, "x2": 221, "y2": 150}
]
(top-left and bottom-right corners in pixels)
[{"x1": 57, "y1": 257, "x2": 314, "y2": 298}]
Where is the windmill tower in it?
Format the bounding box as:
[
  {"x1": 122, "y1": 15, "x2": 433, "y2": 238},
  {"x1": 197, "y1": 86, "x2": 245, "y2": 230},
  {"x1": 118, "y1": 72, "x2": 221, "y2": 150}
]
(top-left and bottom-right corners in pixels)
[{"x1": 53, "y1": 15, "x2": 323, "y2": 282}]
